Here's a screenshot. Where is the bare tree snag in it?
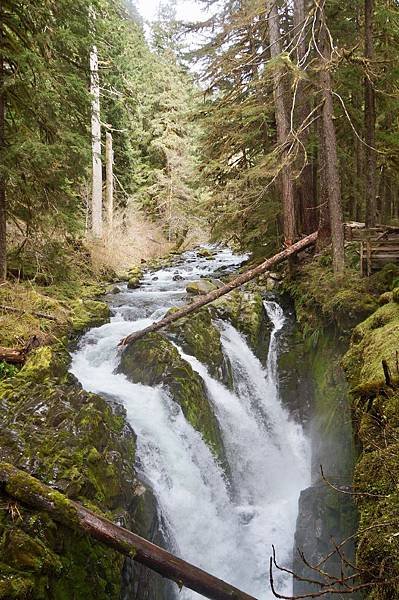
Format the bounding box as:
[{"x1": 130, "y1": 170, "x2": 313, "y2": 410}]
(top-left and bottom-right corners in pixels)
[
  {"x1": 119, "y1": 232, "x2": 318, "y2": 347},
  {"x1": 268, "y1": 1, "x2": 296, "y2": 247},
  {"x1": 105, "y1": 131, "x2": 114, "y2": 230},
  {"x1": 90, "y1": 45, "x2": 103, "y2": 239},
  {"x1": 0, "y1": 462, "x2": 257, "y2": 600}
]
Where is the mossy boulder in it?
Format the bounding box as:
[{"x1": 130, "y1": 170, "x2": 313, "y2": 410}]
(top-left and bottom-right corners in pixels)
[
  {"x1": 70, "y1": 299, "x2": 110, "y2": 333},
  {"x1": 186, "y1": 279, "x2": 219, "y2": 295},
  {"x1": 196, "y1": 247, "x2": 213, "y2": 258},
  {"x1": 0, "y1": 376, "x2": 137, "y2": 599},
  {"x1": 127, "y1": 267, "x2": 143, "y2": 290},
  {"x1": 118, "y1": 333, "x2": 226, "y2": 464},
  {"x1": 211, "y1": 290, "x2": 271, "y2": 361},
  {"x1": 343, "y1": 301, "x2": 399, "y2": 391},
  {"x1": 167, "y1": 308, "x2": 233, "y2": 385}
]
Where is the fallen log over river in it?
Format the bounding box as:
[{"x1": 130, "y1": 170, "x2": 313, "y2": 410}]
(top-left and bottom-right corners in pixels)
[
  {"x1": 0, "y1": 461, "x2": 257, "y2": 600},
  {"x1": 119, "y1": 231, "x2": 318, "y2": 347}
]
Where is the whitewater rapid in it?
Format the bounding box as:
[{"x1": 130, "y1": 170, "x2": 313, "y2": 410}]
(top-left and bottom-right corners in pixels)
[{"x1": 70, "y1": 247, "x2": 310, "y2": 599}]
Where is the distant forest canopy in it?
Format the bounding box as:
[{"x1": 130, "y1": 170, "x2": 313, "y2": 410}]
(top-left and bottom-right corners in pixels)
[
  {"x1": 0, "y1": 0, "x2": 398, "y2": 281},
  {"x1": 0, "y1": 0, "x2": 202, "y2": 280}
]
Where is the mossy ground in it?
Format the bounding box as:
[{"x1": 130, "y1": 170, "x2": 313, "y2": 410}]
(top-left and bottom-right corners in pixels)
[
  {"x1": 341, "y1": 292, "x2": 399, "y2": 599},
  {"x1": 0, "y1": 363, "x2": 138, "y2": 599},
  {"x1": 0, "y1": 267, "x2": 143, "y2": 599}
]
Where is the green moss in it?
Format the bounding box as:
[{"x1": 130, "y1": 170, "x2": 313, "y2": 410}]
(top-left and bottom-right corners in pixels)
[
  {"x1": 211, "y1": 290, "x2": 271, "y2": 360},
  {"x1": 0, "y1": 372, "x2": 138, "y2": 599},
  {"x1": 167, "y1": 308, "x2": 232, "y2": 384},
  {"x1": 118, "y1": 333, "x2": 226, "y2": 464},
  {"x1": 343, "y1": 302, "x2": 399, "y2": 390},
  {"x1": 70, "y1": 299, "x2": 110, "y2": 333},
  {"x1": 127, "y1": 267, "x2": 143, "y2": 289},
  {"x1": 283, "y1": 258, "x2": 378, "y2": 338}
]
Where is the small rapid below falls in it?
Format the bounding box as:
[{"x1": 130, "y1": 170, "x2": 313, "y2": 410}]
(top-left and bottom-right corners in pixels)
[{"x1": 70, "y1": 248, "x2": 310, "y2": 599}]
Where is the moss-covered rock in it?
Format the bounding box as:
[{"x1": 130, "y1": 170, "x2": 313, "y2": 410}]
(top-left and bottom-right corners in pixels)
[
  {"x1": 0, "y1": 374, "x2": 137, "y2": 599},
  {"x1": 70, "y1": 299, "x2": 110, "y2": 333},
  {"x1": 186, "y1": 279, "x2": 219, "y2": 295},
  {"x1": 118, "y1": 333, "x2": 226, "y2": 464},
  {"x1": 127, "y1": 267, "x2": 143, "y2": 290},
  {"x1": 341, "y1": 294, "x2": 399, "y2": 599},
  {"x1": 211, "y1": 290, "x2": 271, "y2": 361},
  {"x1": 343, "y1": 301, "x2": 399, "y2": 391},
  {"x1": 167, "y1": 308, "x2": 232, "y2": 385}
]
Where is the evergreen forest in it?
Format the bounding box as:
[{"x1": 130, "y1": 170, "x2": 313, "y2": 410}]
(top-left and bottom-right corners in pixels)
[{"x1": 1, "y1": 1, "x2": 399, "y2": 600}]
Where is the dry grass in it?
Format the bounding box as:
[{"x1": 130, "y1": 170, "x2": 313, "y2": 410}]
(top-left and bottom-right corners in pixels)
[
  {"x1": 87, "y1": 208, "x2": 174, "y2": 274},
  {"x1": 87, "y1": 205, "x2": 210, "y2": 274}
]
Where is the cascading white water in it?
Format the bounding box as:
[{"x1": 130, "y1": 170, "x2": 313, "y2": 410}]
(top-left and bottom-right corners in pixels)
[{"x1": 70, "y1": 247, "x2": 310, "y2": 599}]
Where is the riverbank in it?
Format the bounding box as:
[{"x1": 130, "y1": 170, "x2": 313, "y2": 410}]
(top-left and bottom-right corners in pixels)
[
  {"x1": 283, "y1": 251, "x2": 399, "y2": 598},
  {"x1": 0, "y1": 251, "x2": 181, "y2": 599}
]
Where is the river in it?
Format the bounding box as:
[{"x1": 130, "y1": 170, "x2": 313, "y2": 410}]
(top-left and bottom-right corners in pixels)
[{"x1": 71, "y1": 247, "x2": 310, "y2": 599}]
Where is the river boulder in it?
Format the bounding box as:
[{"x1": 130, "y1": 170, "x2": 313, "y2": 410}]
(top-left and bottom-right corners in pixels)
[
  {"x1": 118, "y1": 333, "x2": 226, "y2": 465},
  {"x1": 167, "y1": 307, "x2": 233, "y2": 386},
  {"x1": 185, "y1": 279, "x2": 220, "y2": 295},
  {"x1": 211, "y1": 290, "x2": 272, "y2": 362}
]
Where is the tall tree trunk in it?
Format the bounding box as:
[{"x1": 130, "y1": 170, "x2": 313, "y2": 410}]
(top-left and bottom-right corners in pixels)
[
  {"x1": 268, "y1": 1, "x2": 296, "y2": 247},
  {"x1": 316, "y1": 113, "x2": 331, "y2": 252},
  {"x1": 293, "y1": 0, "x2": 316, "y2": 234},
  {"x1": 105, "y1": 131, "x2": 113, "y2": 230},
  {"x1": 364, "y1": 0, "x2": 377, "y2": 227},
  {"x1": 90, "y1": 46, "x2": 103, "y2": 238},
  {"x1": 318, "y1": 11, "x2": 345, "y2": 273},
  {"x1": 0, "y1": 15, "x2": 6, "y2": 282}
]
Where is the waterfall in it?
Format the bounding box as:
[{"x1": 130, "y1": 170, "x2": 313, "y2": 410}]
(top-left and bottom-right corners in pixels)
[{"x1": 70, "y1": 248, "x2": 310, "y2": 600}]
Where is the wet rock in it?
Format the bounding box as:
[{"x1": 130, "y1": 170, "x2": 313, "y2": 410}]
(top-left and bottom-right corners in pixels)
[
  {"x1": 211, "y1": 290, "x2": 272, "y2": 362},
  {"x1": 127, "y1": 266, "x2": 143, "y2": 289},
  {"x1": 111, "y1": 286, "x2": 121, "y2": 294},
  {"x1": 197, "y1": 247, "x2": 213, "y2": 258},
  {"x1": 293, "y1": 482, "x2": 356, "y2": 598},
  {"x1": 167, "y1": 307, "x2": 233, "y2": 386},
  {"x1": 186, "y1": 279, "x2": 219, "y2": 295},
  {"x1": 118, "y1": 333, "x2": 226, "y2": 464},
  {"x1": 173, "y1": 274, "x2": 183, "y2": 281},
  {"x1": 70, "y1": 298, "x2": 110, "y2": 333}
]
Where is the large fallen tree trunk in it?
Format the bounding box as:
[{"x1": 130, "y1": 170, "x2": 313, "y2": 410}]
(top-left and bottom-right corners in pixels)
[
  {"x1": 0, "y1": 462, "x2": 257, "y2": 600},
  {"x1": 119, "y1": 231, "x2": 318, "y2": 347}
]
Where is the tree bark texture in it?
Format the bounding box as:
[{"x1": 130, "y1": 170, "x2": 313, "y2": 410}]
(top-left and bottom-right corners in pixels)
[
  {"x1": 90, "y1": 46, "x2": 103, "y2": 238},
  {"x1": 0, "y1": 16, "x2": 6, "y2": 282},
  {"x1": 120, "y1": 231, "x2": 318, "y2": 347},
  {"x1": 268, "y1": 2, "x2": 296, "y2": 246},
  {"x1": 364, "y1": 0, "x2": 377, "y2": 227},
  {"x1": 318, "y1": 13, "x2": 345, "y2": 273},
  {"x1": 0, "y1": 462, "x2": 257, "y2": 600},
  {"x1": 293, "y1": 0, "x2": 316, "y2": 235}
]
